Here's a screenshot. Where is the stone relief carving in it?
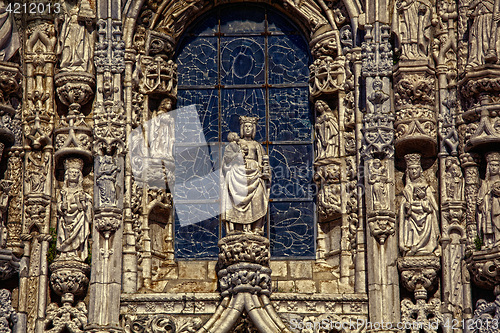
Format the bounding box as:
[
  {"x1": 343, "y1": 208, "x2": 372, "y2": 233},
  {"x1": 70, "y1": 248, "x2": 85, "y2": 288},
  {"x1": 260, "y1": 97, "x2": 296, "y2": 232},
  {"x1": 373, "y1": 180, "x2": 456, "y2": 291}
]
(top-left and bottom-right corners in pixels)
[
  {"x1": 444, "y1": 156, "x2": 464, "y2": 201},
  {"x1": 96, "y1": 155, "x2": 121, "y2": 207},
  {"x1": 0, "y1": 1, "x2": 19, "y2": 62},
  {"x1": 221, "y1": 116, "x2": 271, "y2": 234},
  {"x1": 315, "y1": 100, "x2": 339, "y2": 161},
  {"x1": 44, "y1": 301, "x2": 87, "y2": 333},
  {"x1": 394, "y1": 0, "x2": 433, "y2": 60},
  {"x1": 314, "y1": 163, "x2": 342, "y2": 222},
  {"x1": 26, "y1": 151, "x2": 50, "y2": 194},
  {"x1": 467, "y1": 0, "x2": 500, "y2": 67},
  {"x1": 146, "y1": 98, "x2": 175, "y2": 160},
  {"x1": 0, "y1": 180, "x2": 11, "y2": 249},
  {"x1": 367, "y1": 159, "x2": 390, "y2": 210},
  {"x1": 399, "y1": 153, "x2": 440, "y2": 256},
  {"x1": 477, "y1": 152, "x2": 500, "y2": 248},
  {"x1": 56, "y1": 158, "x2": 91, "y2": 261},
  {"x1": 56, "y1": 0, "x2": 95, "y2": 73},
  {"x1": 0, "y1": 289, "x2": 16, "y2": 333}
]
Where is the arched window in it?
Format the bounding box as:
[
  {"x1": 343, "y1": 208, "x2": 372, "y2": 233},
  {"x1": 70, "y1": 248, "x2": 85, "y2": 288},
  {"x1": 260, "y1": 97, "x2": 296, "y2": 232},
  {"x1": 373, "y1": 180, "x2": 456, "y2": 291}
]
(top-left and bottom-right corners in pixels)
[{"x1": 174, "y1": 4, "x2": 314, "y2": 259}]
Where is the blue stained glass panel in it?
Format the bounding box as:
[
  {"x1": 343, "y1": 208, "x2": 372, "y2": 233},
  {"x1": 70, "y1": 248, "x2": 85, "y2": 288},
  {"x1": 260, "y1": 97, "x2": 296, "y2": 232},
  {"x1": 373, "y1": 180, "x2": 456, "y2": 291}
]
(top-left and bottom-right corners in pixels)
[
  {"x1": 269, "y1": 87, "x2": 311, "y2": 142},
  {"x1": 176, "y1": 89, "x2": 219, "y2": 143},
  {"x1": 175, "y1": 203, "x2": 219, "y2": 259},
  {"x1": 269, "y1": 201, "x2": 315, "y2": 257},
  {"x1": 176, "y1": 37, "x2": 218, "y2": 86},
  {"x1": 221, "y1": 37, "x2": 266, "y2": 85},
  {"x1": 221, "y1": 89, "x2": 266, "y2": 142},
  {"x1": 269, "y1": 144, "x2": 313, "y2": 199},
  {"x1": 267, "y1": 11, "x2": 299, "y2": 33},
  {"x1": 268, "y1": 35, "x2": 309, "y2": 85},
  {"x1": 174, "y1": 144, "x2": 220, "y2": 201},
  {"x1": 187, "y1": 15, "x2": 218, "y2": 35},
  {"x1": 220, "y1": 6, "x2": 265, "y2": 34}
]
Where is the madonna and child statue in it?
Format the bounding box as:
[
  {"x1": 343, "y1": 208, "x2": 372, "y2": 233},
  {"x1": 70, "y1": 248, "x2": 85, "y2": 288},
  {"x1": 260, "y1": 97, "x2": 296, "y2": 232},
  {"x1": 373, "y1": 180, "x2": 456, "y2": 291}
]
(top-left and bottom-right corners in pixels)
[{"x1": 222, "y1": 116, "x2": 271, "y2": 234}]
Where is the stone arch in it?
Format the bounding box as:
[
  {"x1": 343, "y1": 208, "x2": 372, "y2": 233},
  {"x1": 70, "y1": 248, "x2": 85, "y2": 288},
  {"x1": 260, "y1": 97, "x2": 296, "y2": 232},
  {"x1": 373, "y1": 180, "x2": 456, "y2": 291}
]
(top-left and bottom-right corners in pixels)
[{"x1": 123, "y1": 0, "x2": 364, "y2": 50}]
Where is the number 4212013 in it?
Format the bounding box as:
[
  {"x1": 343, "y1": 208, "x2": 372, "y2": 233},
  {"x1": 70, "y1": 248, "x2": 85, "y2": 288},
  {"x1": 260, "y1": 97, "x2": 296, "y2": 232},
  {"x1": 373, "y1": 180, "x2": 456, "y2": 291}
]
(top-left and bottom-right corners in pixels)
[{"x1": 6, "y1": 2, "x2": 61, "y2": 15}]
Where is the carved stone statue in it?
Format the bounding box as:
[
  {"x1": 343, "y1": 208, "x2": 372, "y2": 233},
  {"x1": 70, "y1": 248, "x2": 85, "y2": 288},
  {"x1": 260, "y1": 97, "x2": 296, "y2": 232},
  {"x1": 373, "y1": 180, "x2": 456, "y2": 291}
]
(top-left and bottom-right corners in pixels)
[
  {"x1": 96, "y1": 155, "x2": 120, "y2": 207},
  {"x1": 467, "y1": 0, "x2": 500, "y2": 67},
  {"x1": 56, "y1": 1, "x2": 94, "y2": 73},
  {"x1": 56, "y1": 158, "x2": 92, "y2": 261},
  {"x1": 26, "y1": 152, "x2": 50, "y2": 194},
  {"x1": 444, "y1": 157, "x2": 463, "y2": 201},
  {"x1": 395, "y1": 0, "x2": 432, "y2": 60},
  {"x1": 399, "y1": 153, "x2": 440, "y2": 256},
  {"x1": 147, "y1": 98, "x2": 175, "y2": 159},
  {"x1": 0, "y1": 1, "x2": 19, "y2": 62},
  {"x1": 477, "y1": 152, "x2": 500, "y2": 247},
  {"x1": 0, "y1": 180, "x2": 11, "y2": 249},
  {"x1": 222, "y1": 117, "x2": 271, "y2": 234},
  {"x1": 315, "y1": 100, "x2": 339, "y2": 160},
  {"x1": 368, "y1": 159, "x2": 389, "y2": 210}
]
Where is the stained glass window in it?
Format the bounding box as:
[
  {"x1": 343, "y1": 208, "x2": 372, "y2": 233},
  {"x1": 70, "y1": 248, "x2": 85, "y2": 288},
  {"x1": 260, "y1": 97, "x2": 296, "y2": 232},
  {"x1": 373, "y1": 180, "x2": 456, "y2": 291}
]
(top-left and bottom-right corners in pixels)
[{"x1": 175, "y1": 4, "x2": 314, "y2": 259}]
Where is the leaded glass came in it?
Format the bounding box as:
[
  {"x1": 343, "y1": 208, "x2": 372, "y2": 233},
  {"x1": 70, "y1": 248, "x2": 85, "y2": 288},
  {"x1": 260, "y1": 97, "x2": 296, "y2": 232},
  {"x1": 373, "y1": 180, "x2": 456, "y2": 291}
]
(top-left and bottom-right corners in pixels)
[{"x1": 174, "y1": 4, "x2": 314, "y2": 259}]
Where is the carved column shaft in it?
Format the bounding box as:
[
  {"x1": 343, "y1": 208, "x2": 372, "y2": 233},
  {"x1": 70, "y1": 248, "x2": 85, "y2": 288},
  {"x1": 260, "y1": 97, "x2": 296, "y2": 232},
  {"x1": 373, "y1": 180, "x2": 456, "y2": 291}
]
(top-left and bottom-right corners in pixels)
[{"x1": 362, "y1": 22, "x2": 400, "y2": 327}]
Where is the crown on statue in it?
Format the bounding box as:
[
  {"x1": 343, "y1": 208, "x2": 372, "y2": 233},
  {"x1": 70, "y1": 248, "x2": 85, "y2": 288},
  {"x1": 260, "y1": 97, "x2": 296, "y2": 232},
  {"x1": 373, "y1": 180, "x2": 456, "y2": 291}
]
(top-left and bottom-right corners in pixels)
[
  {"x1": 239, "y1": 116, "x2": 258, "y2": 125},
  {"x1": 404, "y1": 153, "x2": 421, "y2": 168},
  {"x1": 486, "y1": 152, "x2": 500, "y2": 163},
  {"x1": 64, "y1": 157, "x2": 84, "y2": 171}
]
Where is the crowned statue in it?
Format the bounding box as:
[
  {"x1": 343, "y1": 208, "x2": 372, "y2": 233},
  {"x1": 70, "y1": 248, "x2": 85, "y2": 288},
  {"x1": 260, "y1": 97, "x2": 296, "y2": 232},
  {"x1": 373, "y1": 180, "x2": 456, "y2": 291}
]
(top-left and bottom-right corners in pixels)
[
  {"x1": 56, "y1": 158, "x2": 92, "y2": 261},
  {"x1": 477, "y1": 152, "x2": 500, "y2": 248},
  {"x1": 221, "y1": 116, "x2": 271, "y2": 234},
  {"x1": 399, "y1": 153, "x2": 440, "y2": 256}
]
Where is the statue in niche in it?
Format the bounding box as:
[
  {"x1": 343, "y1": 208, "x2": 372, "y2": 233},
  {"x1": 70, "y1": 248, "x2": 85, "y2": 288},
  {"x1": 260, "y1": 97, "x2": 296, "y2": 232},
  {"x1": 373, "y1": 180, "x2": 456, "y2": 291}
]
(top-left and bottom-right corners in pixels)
[
  {"x1": 467, "y1": 0, "x2": 500, "y2": 67},
  {"x1": 56, "y1": 158, "x2": 92, "y2": 261},
  {"x1": 399, "y1": 153, "x2": 440, "y2": 256},
  {"x1": 96, "y1": 155, "x2": 120, "y2": 207},
  {"x1": 0, "y1": 0, "x2": 20, "y2": 62},
  {"x1": 222, "y1": 117, "x2": 271, "y2": 234},
  {"x1": 477, "y1": 152, "x2": 500, "y2": 247},
  {"x1": 56, "y1": 0, "x2": 94, "y2": 73},
  {"x1": 395, "y1": 0, "x2": 432, "y2": 60},
  {"x1": 444, "y1": 157, "x2": 463, "y2": 201},
  {"x1": 0, "y1": 180, "x2": 11, "y2": 249},
  {"x1": 148, "y1": 98, "x2": 175, "y2": 159},
  {"x1": 368, "y1": 158, "x2": 390, "y2": 210},
  {"x1": 26, "y1": 151, "x2": 50, "y2": 194},
  {"x1": 314, "y1": 163, "x2": 342, "y2": 221},
  {"x1": 315, "y1": 100, "x2": 339, "y2": 161}
]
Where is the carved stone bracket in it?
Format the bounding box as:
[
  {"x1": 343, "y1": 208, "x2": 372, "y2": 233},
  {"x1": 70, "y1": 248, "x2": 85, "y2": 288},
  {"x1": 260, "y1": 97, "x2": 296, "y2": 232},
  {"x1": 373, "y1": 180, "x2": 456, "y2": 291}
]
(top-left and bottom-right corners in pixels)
[
  {"x1": 470, "y1": 294, "x2": 500, "y2": 333},
  {"x1": 367, "y1": 211, "x2": 395, "y2": 244},
  {"x1": 55, "y1": 72, "x2": 95, "y2": 112},
  {"x1": 218, "y1": 233, "x2": 270, "y2": 267},
  {"x1": 49, "y1": 260, "x2": 90, "y2": 303},
  {"x1": 398, "y1": 256, "x2": 441, "y2": 299},
  {"x1": 394, "y1": 67, "x2": 437, "y2": 159},
  {"x1": 95, "y1": 208, "x2": 122, "y2": 234},
  {"x1": 467, "y1": 248, "x2": 500, "y2": 291},
  {"x1": 218, "y1": 262, "x2": 272, "y2": 297}
]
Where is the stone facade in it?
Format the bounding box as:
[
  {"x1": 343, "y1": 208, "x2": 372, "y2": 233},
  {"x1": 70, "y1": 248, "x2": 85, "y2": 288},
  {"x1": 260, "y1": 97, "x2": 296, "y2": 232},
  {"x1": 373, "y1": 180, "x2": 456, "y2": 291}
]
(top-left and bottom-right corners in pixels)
[{"x1": 1, "y1": 0, "x2": 500, "y2": 332}]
